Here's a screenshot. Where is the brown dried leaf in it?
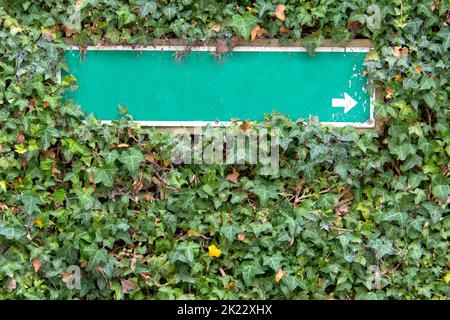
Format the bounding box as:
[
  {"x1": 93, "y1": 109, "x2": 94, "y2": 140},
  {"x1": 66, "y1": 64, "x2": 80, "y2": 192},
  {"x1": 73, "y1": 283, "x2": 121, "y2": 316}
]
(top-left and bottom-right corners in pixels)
[
  {"x1": 121, "y1": 279, "x2": 136, "y2": 293},
  {"x1": 279, "y1": 27, "x2": 291, "y2": 33},
  {"x1": 61, "y1": 272, "x2": 72, "y2": 283},
  {"x1": 392, "y1": 46, "x2": 401, "y2": 57},
  {"x1": 226, "y1": 170, "x2": 240, "y2": 183},
  {"x1": 133, "y1": 180, "x2": 143, "y2": 192},
  {"x1": 240, "y1": 119, "x2": 251, "y2": 132},
  {"x1": 219, "y1": 267, "x2": 227, "y2": 277},
  {"x1": 88, "y1": 171, "x2": 94, "y2": 184},
  {"x1": 274, "y1": 4, "x2": 286, "y2": 21},
  {"x1": 275, "y1": 268, "x2": 285, "y2": 282},
  {"x1": 348, "y1": 21, "x2": 361, "y2": 36},
  {"x1": 143, "y1": 194, "x2": 155, "y2": 202},
  {"x1": 216, "y1": 39, "x2": 228, "y2": 53},
  {"x1": 145, "y1": 153, "x2": 156, "y2": 163},
  {"x1": 224, "y1": 281, "x2": 238, "y2": 292},
  {"x1": 414, "y1": 65, "x2": 423, "y2": 74},
  {"x1": 386, "y1": 86, "x2": 394, "y2": 99},
  {"x1": 65, "y1": 27, "x2": 74, "y2": 38},
  {"x1": 51, "y1": 165, "x2": 60, "y2": 175},
  {"x1": 394, "y1": 75, "x2": 404, "y2": 82},
  {"x1": 32, "y1": 257, "x2": 41, "y2": 273},
  {"x1": 7, "y1": 279, "x2": 16, "y2": 293},
  {"x1": 17, "y1": 132, "x2": 25, "y2": 143},
  {"x1": 400, "y1": 47, "x2": 409, "y2": 57},
  {"x1": 211, "y1": 23, "x2": 221, "y2": 32},
  {"x1": 250, "y1": 25, "x2": 260, "y2": 42}
]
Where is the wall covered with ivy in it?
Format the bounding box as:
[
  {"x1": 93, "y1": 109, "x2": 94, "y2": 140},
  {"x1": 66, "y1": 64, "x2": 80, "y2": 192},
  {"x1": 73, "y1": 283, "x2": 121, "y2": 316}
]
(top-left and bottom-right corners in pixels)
[{"x1": 0, "y1": 1, "x2": 449, "y2": 299}]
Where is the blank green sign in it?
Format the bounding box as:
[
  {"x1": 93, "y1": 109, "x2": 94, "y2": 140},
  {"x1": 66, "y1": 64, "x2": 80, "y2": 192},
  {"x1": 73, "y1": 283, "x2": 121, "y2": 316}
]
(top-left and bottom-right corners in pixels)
[{"x1": 65, "y1": 49, "x2": 372, "y2": 125}]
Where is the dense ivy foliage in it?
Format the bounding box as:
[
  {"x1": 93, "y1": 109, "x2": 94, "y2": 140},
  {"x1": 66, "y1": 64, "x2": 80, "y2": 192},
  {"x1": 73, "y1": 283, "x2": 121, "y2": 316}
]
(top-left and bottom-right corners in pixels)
[{"x1": 0, "y1": 0, "x2": 449, "y2": 299}]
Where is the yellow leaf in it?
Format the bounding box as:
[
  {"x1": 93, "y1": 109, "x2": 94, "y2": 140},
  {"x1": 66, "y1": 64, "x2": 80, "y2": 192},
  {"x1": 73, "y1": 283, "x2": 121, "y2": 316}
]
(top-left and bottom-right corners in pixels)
[
  {"x1": 364, "y1": 50, "x2": 379, "y2": 61},
  {"x1": 15, "y1": 144, "x2": 27, "y2": 154},
  {"x1": 163, "y1": 159, "x2": 170, "y2": 167},
  {"x1": 188, "y1": 228, "x2": 201, "y2": 237},
  {"x1": 34, "y1": 217, "x2": 44, "y2": 229},
  {"x1": 0, "y1": 180, "x2": 6, "y2": 193},
  {"x1": 444, "y1": 272, "x2": 450, "y2": 284},
  {"x1": 41, "y1": 27, "x2": 56, "y2": 41},
  {"x1": 10, "y1": 26, "x2": 22, "y2": 35},
  {"x1": 208, "y1": 245, "x2": 222, "y2": 258}
]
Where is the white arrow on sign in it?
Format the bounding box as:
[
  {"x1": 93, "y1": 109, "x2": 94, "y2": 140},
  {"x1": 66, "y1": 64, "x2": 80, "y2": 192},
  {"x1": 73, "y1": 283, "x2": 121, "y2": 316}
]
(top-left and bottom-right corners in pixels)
[{"x1": 332, "y1": 93, "x2": 357, "y2": 113}]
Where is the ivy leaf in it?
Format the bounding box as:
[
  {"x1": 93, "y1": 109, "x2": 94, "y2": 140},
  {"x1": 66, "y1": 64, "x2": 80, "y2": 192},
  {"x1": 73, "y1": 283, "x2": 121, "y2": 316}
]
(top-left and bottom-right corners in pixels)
[
  {"x1": 229, "y1": 13, "x2": 258, "y2": 40},
  {"x1": 301, "y1": 32, "x2": 325, "y2": 56},
  {"x1": 368, "y1": 238, "x2": 394, "y2": 260},
  {"x1": 220, "y1": 224, "x2": 240, "y2": 242},
  {"x1": 238, "y1": 260, "x2": 264, "y2": 285},
  {"x1": 382, "y1": 210, "x2": 409, "y2": 227},
  {"x1": 119, "y1": 148, "x2": 145, "y2": 173},
  {"x1": 172, "y1": 241, "x2": 199, "y2": 265},
  {"x1": 40, "y1": 124, "x2": 60, "y2": 150},
  {"x1": 391, "y1": 142, "x2": 416, "y2": 161},
  {"x1": 282, "y1": 275, "x2": 300, "y2": 291},
  {"x1": 100, "y1": 150, "x2": 119, "y2": 164},
  {"x1": 422, "y1": 202, "x2": 444, "y2": 224},
  {"x1": 417, "y1": 3, "x2": 433, "y2": 17},
  {"x1": 256, "y1": 0, "x2": 275, "y2": 18},
  {"x1": 75, "y1": 187, "x2": 96, "y2": 210},
  {"x1": 92, "y1": 164, "x2": 117, "y2": 187},
  {"x1": 162, "y1": 6, "x2": 177, "y2": 20},
  {"x1": 18, "y1": 191, "x2": 42, "y2": 214},
  {"x1": 250, "y1": 183, "x2": 278, "y2": 206},
  {"x1": 84, "y1": 244, "x2": 108, "y2": 270},
  {"x1": 263, "y1": 253, "x2": 284, "y2": 271},
  {"x1": 0, "y1": 222, "x2": 27, "y2": 240},
  {"x1": 432, "y1": 184, "x2": 450, "y2": 203},
  {"x1": 137, "y1": 0, "x2": 157, "y2": 18}
]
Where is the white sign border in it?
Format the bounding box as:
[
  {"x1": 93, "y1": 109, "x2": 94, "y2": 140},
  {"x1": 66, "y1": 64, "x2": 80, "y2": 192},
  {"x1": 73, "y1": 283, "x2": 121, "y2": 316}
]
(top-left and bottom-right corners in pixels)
[{"x1": 65, "y1": 44, "x2": 375, "y2": 128}]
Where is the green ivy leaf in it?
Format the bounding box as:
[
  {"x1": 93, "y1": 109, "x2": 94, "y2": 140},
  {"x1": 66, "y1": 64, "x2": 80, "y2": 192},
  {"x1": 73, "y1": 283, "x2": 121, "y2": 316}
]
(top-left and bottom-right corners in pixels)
[
  {"x1": 368, "y1": 238, "x2": 394, "y2": 260},
  {"x1": 162, "y1": 6, "x2": 177, "y2": 20},
  {"x1": 119, "y1": 148, "x2": 145, "y2": 173},
  {"x1": 0, "y1": 222, "x2": 27, "y2": 240},
  {"x1": 220, "y1": 224, "x2": 240, "y2": 242},
  {"x1": 84, "y1": 244, "x2": 108, "y2": 270},
  {"x1": 229, "y1": 13, "x2": 257, "y2": 40},
  {"x1": 18, "y1": 191, "x2": 42, "y2": 215},
  {"x1": 256, "y1": 0, "x2": 275, "y2": 18},
  {"x1": 238, "y1": 260, "x2": 264, "y2": 285},
  {"x1": 432, "y1": 184, "x2": 450, "y2": 203},
  {"x1": 137, "y1": 0, "x2": 157, "y2": 18},
  {"x1": 250, "y1": 183, "x2": 279, "y2": 207},
  {"x1": 263, "y1": 253, "x2": 284, "y2": 271},
  {"x1": 75, "y1": 187, "x2": 96, "y2": 210},
  {"x1": 92, "y1": 164, "x2": 118, "y2": 187}
]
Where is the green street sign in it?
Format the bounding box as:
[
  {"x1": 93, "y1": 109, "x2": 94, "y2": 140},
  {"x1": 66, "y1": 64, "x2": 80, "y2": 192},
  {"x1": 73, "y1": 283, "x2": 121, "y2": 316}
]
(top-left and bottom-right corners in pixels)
[{"x1": 65, "y1": 45, "x2": 374, "y2": 127}]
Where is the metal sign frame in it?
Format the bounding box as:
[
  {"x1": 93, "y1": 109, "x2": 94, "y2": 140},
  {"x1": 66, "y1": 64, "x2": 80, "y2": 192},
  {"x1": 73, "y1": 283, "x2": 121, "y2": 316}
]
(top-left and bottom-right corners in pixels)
[{"x1": 65, "y1": 40, "x2": 375, "y2": 128}]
